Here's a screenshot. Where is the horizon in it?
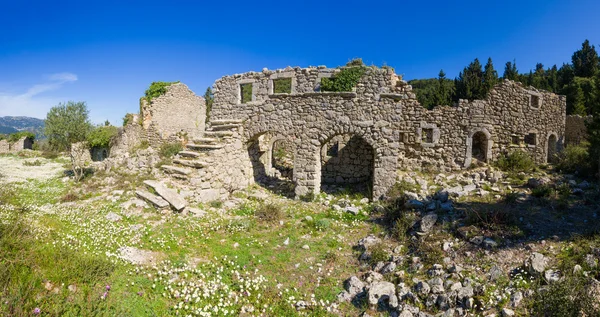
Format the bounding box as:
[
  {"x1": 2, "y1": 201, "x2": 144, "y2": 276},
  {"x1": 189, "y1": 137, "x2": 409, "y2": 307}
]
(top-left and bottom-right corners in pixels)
[{"x1": 1, "y1": 0, "x2": 599, "y2": 125}]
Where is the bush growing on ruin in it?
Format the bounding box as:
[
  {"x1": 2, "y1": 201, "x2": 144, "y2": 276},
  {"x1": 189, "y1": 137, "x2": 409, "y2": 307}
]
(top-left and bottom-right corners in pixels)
[
  {"x1": 495, "y1": 150, "x2": 535, "y2": 173},
  {"x1": 87, "y1": 126, "x2": 118, "y2": 148},
  {"x1": 143, "y1": 81, "x2": 179, "y2": 104},
  {"x1": 159, "y1": 142, "x2": 183, "y2": 158},
  {"x1": 321, "y1": 66, "x2": 366, "y2": 92}
]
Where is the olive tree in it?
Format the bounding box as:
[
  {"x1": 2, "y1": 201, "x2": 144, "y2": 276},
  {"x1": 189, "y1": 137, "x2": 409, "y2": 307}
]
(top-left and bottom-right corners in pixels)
[{"x1": 44, "y1": 101, "x2": 92, "y2": 181}]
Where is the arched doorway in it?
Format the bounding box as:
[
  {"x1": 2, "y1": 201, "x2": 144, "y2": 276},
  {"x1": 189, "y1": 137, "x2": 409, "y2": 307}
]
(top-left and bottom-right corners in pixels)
[
  {"x1": 320, "y1": 134, "x2": 374, "y2": 197},
  {"x1": 472, "y1": 131, "x2": 488, "y2": 162},
  {"x1": 547, "y1": 134, "x2": 558, "y2": 163},
  {"x1": 246, "y1": 132, "x2": 296, "y2": 197}
]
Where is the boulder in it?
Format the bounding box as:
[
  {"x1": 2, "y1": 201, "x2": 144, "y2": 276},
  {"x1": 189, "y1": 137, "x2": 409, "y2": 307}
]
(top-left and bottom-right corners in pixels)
[
  {"x1": 344, "y1": 276, "x2": 365, "y2": 296},
  {"x1": 367, "y1": 281, "x2": 398, "y2": 308},
  {"x1": 525, "y1": 252, "x2": 547, "y2": 275},
  {"x1": 419, "y1": 212, "x2": 438, "y2": 233}
]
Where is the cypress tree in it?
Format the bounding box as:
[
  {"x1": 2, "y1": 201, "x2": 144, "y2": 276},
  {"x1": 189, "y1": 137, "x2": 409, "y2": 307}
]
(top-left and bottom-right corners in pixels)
[{"x1": 483, "y1": 58, "x2": 498, "y2": 96}]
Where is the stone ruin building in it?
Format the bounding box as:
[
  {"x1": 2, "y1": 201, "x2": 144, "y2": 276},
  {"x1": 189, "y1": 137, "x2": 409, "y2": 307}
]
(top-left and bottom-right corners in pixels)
[
  {"x1": 105, "y1": 65, "x2": 572, "y2": 201},
  {"x1": 0, "y1": 135, "x2": 34, "y2": 154}
]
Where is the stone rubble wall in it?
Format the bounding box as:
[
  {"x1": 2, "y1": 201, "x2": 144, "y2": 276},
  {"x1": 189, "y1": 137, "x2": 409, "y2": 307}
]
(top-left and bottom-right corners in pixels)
[
  {"x1": 110, "y1": 120, "x2": 146, "y2": 156},
  {"x1": 565, "y1": 115, "x2": 592, "y2": 146},
  {"x1": 141, "y1": 83, "x2": 206, "y2": 147},
  {"x1": 0, "y1": 137, "x2": 33, "y2": 154},
  {"x1": 210, "y1": 66, "x2": 567, "y2": 199}
]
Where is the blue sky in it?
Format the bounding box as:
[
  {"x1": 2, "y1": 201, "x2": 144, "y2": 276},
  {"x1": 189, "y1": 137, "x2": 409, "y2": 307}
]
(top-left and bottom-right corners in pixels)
[{"x1": 1, "y1": 0, "x2": 599, "y2": 125}]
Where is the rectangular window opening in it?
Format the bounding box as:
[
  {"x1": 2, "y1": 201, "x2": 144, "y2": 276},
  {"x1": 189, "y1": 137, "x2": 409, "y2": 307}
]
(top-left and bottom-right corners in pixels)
[
  {"x1": 524, "y1": 133, "x2": 537, "y2": 146},
  {"x1": 530, "y1": 95, "x2": 540, "y2": 108},
  {"x1": 240, "y1": 83, "x2": 253, "y2": 104},
  {"x1": 511, "y1": 135, "x2": 520, "y2": 145},
  {"x1": 422, "y1": 128, "x2": 434, "y2": 144},
  {"x1": 273, "y1": 78, "x2": 292, "y2": 94}
]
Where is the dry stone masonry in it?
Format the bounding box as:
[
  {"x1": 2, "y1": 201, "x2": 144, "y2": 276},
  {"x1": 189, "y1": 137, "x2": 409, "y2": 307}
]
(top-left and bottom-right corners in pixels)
[
  {"x1": 0, "y1": 136, "x2": 33, "y2": 154},
  {"x1": 109, "y1": 65, "x2": 567, "y2": 201}
]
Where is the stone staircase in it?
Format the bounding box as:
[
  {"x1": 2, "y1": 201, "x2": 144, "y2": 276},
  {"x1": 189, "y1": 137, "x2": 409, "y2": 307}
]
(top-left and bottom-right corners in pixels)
[{"x1": 159, "y1": 119, "x2": 244, "y2": 181}]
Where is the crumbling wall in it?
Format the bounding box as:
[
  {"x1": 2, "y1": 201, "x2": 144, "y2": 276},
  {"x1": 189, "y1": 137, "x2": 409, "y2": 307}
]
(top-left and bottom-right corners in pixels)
[
  {"x1": 565, "y1": 115, "x2": 591, "y2": 146},
  {"x1": 10, "y1": 137, "x2": 33, "y2": 152},
  {"x1": 210, "y1": 65, "x2": 566, "y2": 199},
  {"x1": 0, "y1": 140, "x2": 9, "y2": 153},
  {"x1": 110, "y1": 118, "x2": 145, "y2": 156},
  {"x1": 140, "y1": 83, "x2": 206, "y2": 146}
]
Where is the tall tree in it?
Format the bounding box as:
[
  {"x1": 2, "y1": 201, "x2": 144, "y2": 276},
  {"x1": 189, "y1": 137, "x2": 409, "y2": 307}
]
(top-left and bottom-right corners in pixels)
[
  {"x1": 503, "y1": 60, "x2": 519, "y2": 80},
  {"x1": 44, "y1": 101, "x2": 93, "y2": 181},
  {"x1": 572, "y1": 39, "x2": 599, "y2": 78},
  {"x1": 588, "y1": 70, "x2": 600, "y2": 176},
  {"x1": 483, "y1": 57, "x2": 499, "y2": 94},
  {"x1": 454, "y1": 58, "x2": 484, "y2": 101},
  {"x1": 432, "y1": 70, "x2": 453, "y2": 107}
]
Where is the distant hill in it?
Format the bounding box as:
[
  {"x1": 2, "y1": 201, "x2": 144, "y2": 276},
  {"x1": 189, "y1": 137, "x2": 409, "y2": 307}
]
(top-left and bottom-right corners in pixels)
[{"x1": 0, "y1": 116, "x2": 45, "y2": 139}]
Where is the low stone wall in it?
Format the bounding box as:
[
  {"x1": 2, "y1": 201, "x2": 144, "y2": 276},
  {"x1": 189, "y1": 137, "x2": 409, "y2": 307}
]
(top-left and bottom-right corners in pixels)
[
  {"x1": 565, "y1": 115, "x2": 591, "y2": 146},
  {"x1": 0, "y1": 140, "x2": 9, "y2": 153},
  {"x1": 0, "y1": 137, "x2": 34, "y2": 154},
  {"x1": 110, "y1": 121, "x2": 145, "y2": 156}
]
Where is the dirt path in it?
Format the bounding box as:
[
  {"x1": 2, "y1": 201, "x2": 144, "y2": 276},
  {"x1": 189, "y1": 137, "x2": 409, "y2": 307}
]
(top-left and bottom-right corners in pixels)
[{"x1": 0, "y1": 155, "x2": 66, "y2": 183}]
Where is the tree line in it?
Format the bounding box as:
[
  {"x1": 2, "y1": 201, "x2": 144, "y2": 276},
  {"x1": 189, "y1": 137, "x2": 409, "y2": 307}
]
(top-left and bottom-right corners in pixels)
[{"x1": 409, "y1": 39, "x2": 600, "y2": 117}]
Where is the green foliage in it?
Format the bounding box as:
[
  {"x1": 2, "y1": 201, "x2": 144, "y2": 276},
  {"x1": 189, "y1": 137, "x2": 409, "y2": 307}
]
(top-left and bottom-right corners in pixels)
[
  {"x1": 23, "y1": 159, "x2": 43, "y2": 167},
  {"x1": 482, "y1": 57, "x2": 499, "y2": 94},
  {"x1": 158, "y1": 142, "x2": 183, "y2": 158},
  {"x1": 273, "y1": 78, "x2": 292, "y2": 94},
  {"x1": 122, "y1": 113, "x2": 134, "y2": 126},
  {"x1": 409, "y1": 71, "x2": 455, "y2": 109},
  {"x1": 44, "y1": 101, "x2": 92, "y2": 151},
  {"x1": 503, "y1": 60, "x2": 519, "y2": 80},
  {"x1": 368, "y1": 242, "x2": 389, "y2": 265},
  {"x1": 454, "y1": 58, "x2": 486, "y2": 101},
  {"x1": 87, "y1": 126, "x2": 118, "y2": 148},
  {"x1": 320, "y1": 66, "x2": 366, "y2": 92},
  {"x1": 495, "y1": 150, "x2": 535, "y2": 173},
  {"x1": 143, "y1": 81, "x2": 179, "y2": 104},
  {"x1": 0, "y1": 131, "x2": 35, "y2": 143},
  {"x1": 531, "y1": 185, "x2": 553, "y2": 198},
  {"x1": 240, "y1": 83, "x2": 252, "y2": 103},
  {"x1": 346, "y1": 58, "x2": 364, "y2": 66},
  {"x1": 556, "y1": 142, "x2": 591, "y2": 174},
  {"x1": 529, "y1": 274, "x2": 600, "y2": 316},
  {"x1": 204, "y1": 87, "x2": 214, "y2": 123},
  {"x1": 254, "y1": 203, "x2": 283, "y2": 223},
  {"x1": 571, "y1": 39, "x2": 598, "y2": 78}
]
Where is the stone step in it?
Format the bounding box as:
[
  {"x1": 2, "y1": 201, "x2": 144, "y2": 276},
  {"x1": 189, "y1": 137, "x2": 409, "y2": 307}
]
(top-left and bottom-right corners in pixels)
[
  {"x1": 186, "y1": 143, "x2": 224, "y2": 151},
  {"x1": 178, "y1": 150, "x2": 202, "y2": 158},
  {"x1": 143, "y1": 180, "x2": 188, "y2": 211},
  {"x1": 192, "y1": 137, "x2": 219, "y2": 144},
  {"x1": 203, "y1": 131, "x2": 234, "y2": 138},
  {"x1": 210, "y1": 123, "x2": 241, "y2": 131},
  {"x1": 211, "y1": 119, "x2": 244, "y2": 125},
  {"x1": 161, "y1": 165, "x2": 192, "y2": 176},
  {"x1": 136, "y1": 190, "x2": 170, "y2": 209},
  {"x1": 173, "y1": 158, "x2": 208, "y2": 168}
]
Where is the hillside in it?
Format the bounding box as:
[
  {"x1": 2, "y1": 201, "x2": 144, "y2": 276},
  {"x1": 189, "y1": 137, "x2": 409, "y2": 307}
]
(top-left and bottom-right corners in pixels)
[{"x1": 0, "y1": 116, "x2": 45, "y2": 138}]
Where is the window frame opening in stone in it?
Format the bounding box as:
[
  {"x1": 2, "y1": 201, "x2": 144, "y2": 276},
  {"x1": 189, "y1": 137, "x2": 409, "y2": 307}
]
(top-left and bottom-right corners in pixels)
[
  {"x1": 530, "y1": 94, "x2": 541, "y2": 109},
  {"x1": 246, "y1": 133, "x2": 296, "y2": 198},
  {"x1": 547, "y1": 134, "x2": 558, "y2": 163},
  {"x1": 271, "y1": 139, "x2": 294, "y2": 180},
  {"x1": 240, "y1": 83, "x2": 253, "y2": 104},
  {"x1": 320, "y1": 134, "x2": 374, "y2": 197},
  {"x1": 524, "y1": 133, "x2": 537, "y2": 146},
  {"x1": 422, "y1": 128, "x2": 434, "y2": 144},
  {"x1": 471, "y1": 131, "x2": 489, "y2": 162},
  {"x1": 272, "y1": 77, "x2": 292, "y2": 94},
  {"x1": 511, "y1": 135, "x2": 520, "y2": 145}
]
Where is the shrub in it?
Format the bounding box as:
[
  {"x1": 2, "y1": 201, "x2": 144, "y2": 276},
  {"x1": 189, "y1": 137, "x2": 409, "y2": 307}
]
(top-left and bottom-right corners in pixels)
[
  {"x1": 122, "y1": 113, "x2": 134, "y2": 126},
  {"x1": 496, "y1": 150, "x2": 535, "y2": 173},
  {"x1": 143, "y1": 81, "x2": 179, "y2": 104},
  {"x1": 273, "y1": 78, "x2": 292, "y2": 94},
  {"x1": 159, "y1": 142, "x2": 183, "y2": 158},
  {"x1": 87, "y1": 126, "x2": 118, "y2": 148},
  {"x1": 41, "y1": 151, "x2": 59, "y2": 159},
  {"x1": 556, "y1": 143, "x2": 591, "y2": 174},
  {"x1": 60, "y1": 192, "x2": 80, "y2": 202},
  {"x1": 386, "y1": 180, "x2": 420, "y2": 200},
  {"x1": 254, "y1": 204, "x2": 283, "y2": 223},
  {"x1": 531, "y1": 185, "x2": 553, "y2": 198},
  {"x1": 4, "y1": 131, "x2": 35, "y2": 143},
  {"x1": 368, "y1": 242, "x2": 389, "y2": 265},
  {"x1": 529, "y1": 274, "x2": 600, "y2": 316},
  {"x1": 23, "y1": 159, "x2": 42, "y2": 167},
  {"x1": 464, "y1": 205, "x2": 517, "y2": 229},
  {"x1": 346, "y1": 58, "x2": 364, "y2": 66},
  {"x1": 321, "y1": 66, "x2": 366, "y2": 92}
]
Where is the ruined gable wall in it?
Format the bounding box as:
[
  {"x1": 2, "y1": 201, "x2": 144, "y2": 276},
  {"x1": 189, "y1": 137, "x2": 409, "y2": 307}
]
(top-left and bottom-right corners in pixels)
[
  {"x1": 0, "y1": 140, "x2": 9, "y2": 153},
  {"x1": 565, "y1": 115, "x2": 591, "y2": 146},
  {"x1": 141, "y1": 83, "x2": 206, "y2": 145}
]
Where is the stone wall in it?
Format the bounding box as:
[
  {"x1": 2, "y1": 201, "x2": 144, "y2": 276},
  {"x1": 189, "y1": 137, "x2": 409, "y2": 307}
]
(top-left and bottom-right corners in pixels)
[
  {"x1": 565, "y1": 115, "x2": 591, "y2": 146},
  {"x1": 141, "y1": 83, "x2": 206, "y2": 146},
  {"x1": 210, "y1": 66, "x2": 567, "y2": 199},
  {"x1": 0, "y1": 137, "x2": 33, "y2": 154},
  {"x1": 110, "y1": 119, "x2": 145, "y2": 156},
  {"x1": 0, "y1": 140, "x2": 9, "y2": 153},
  {"x1": 321, "y1": 134, "x2": 374, "y2": 185}
]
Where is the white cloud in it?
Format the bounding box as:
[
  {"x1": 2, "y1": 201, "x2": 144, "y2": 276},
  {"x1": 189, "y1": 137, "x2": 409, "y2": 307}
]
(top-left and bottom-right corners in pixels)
[{"x1": 0, "y1": 73, "x2": 77, "y2": 118}]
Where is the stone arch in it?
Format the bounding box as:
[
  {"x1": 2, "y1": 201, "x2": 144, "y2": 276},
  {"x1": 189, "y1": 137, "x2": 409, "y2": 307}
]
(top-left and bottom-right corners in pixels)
[
  {"x1": 546, "y1": 132, "x2": 558, "y2": 164},
  {"x1": 316, "y1": 131, "x2": 377, "y2": 198},
  {"x1": 464, "y1": 128, "x2": 493, "y2": 168},
  {"x1": 246, "y1": 131, "x2": 297, "y2": 196}
]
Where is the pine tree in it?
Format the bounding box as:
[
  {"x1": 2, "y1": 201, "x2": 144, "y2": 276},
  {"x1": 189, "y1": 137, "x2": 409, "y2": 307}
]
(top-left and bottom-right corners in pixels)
[
  {"x1": 454, "y1": 58, "x2": 484, "y2": 101},
  {"x1": 588, "y1": 70, "x2": 600, "y2": 176},
  {"x1": 572, "y1": 39, "x2": 599, "y2": 78},
  {"x1": 503, "y1": 60, "x2": 518, "y2": 80},
  {"x1": 432, "y1": 70, "x2": 452, "y2": 106},
  {"x1": 483, "y1": 58, "x2": 498, "y2": 96}
]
